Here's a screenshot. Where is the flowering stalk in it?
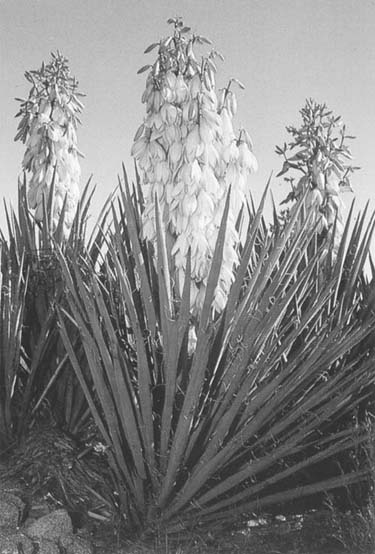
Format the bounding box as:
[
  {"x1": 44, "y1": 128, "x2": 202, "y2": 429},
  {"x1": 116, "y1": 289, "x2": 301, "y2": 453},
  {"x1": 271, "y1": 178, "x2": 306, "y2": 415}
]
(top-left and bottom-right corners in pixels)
[
  {"x1": 132, "y1": 18, "x2": 257, "y2": 316},
  {"x1": 276, "y1": 99, "x2": 358, "y2": 253},
  {"x1": 15, "y1": 51, "x2": 84, "y2": 238}
]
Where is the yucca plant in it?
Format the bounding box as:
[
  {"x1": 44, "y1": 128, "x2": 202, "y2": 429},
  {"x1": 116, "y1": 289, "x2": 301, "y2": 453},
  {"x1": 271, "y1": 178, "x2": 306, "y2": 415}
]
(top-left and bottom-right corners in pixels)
[
  {"x1": 57, "y1": 164, "x2": 375, "y2": 537},
  {"x1": 0, "y1": 173, "x2": 117, "y2": 519},
  {"x1": 274, "y1": 98, "x2": 375, "y2": 506},
  {"x1": 0, "y1": 52, "x2": 113, "y2": 445},
  {"x1": 0, "y1": 52, "x2": 118, "y2": 522}
]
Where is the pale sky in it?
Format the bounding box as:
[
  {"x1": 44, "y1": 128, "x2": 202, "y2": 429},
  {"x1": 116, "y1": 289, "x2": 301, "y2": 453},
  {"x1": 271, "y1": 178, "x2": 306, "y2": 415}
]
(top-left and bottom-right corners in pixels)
[{"x1": 1, "y1": 0, "x2": 374, "y2": 228}]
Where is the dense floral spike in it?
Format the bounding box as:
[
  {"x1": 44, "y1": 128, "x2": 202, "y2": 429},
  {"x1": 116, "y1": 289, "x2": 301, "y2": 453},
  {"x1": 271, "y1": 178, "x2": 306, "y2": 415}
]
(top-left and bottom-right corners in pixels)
[
  {"x1": 132, "y1": 18, "x2": 258, "y2": 315},
  {"x1": 15, "y1": 51, "x2": 84, "y2": 238},
  {"x1": 276, "y1": 99, "x2": 358, "y2": 254}
]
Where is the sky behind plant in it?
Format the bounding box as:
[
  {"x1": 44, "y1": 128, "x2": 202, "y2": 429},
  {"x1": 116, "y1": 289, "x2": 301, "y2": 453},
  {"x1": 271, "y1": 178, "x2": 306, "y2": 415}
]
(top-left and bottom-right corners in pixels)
[{"x1": 1, "y1": 0, "x2": 374, "y2": 230}]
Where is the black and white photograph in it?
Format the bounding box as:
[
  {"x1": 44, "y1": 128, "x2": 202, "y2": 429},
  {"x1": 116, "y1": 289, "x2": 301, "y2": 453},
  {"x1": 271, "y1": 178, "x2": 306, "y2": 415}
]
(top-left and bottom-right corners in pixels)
[{"x1": 1, "y1": 1, "x2": 375, "y2": 552}]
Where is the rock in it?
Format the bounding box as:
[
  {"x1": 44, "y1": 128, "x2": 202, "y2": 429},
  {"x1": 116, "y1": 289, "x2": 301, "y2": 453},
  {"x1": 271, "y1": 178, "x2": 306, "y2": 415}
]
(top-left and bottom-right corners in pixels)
[
  {"x1": 0, "y1": 530, "x2": 34, "y2": 554},
  {"x1": 0, "y1": 502, "x2": 19, "y2": 531},
  {"x1": 60, "y1": 534, "x2": 94, "y2": 554},
  {"x1": 33, "y1": 538, "x2": 60, "y2": 553},
  {"x1": 26, "y1": 508, "x2": 73, "y2": 541},
  {"x1": 0, "y1": 494, "x2": 24, "y2": 529}
]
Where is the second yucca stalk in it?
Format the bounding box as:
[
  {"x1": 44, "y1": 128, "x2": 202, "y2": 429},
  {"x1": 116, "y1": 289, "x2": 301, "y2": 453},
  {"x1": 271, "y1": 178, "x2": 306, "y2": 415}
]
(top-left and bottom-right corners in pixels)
[
  {"x1": 15, "y1": 51, "x2": 84, "y2": 239},
  {"x1": 276, "y1": 99, "x2": 358, "y2": 254}
]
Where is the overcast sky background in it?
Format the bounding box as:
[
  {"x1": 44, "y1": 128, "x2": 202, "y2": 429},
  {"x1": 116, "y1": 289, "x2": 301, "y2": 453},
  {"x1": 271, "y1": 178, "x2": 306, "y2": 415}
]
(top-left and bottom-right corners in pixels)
[{"x1": 1, "y1": 0, "x2": 374, "y2": 232}]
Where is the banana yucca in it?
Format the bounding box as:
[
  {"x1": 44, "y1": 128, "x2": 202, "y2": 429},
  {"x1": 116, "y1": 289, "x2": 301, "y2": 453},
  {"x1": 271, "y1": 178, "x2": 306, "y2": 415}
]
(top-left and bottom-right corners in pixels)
[
  {"x1": 132, "y1": 18, "x2": 257, "y2": 316},
  {"x1": 15, "y1": 51, "x2": 84, "y2": 238},
  {"x1": 58, "y1": 173, "x2": 375, "y2": 536},
  {"x1": 277, "y1": 99, "x2": 358, "y2": 255}
]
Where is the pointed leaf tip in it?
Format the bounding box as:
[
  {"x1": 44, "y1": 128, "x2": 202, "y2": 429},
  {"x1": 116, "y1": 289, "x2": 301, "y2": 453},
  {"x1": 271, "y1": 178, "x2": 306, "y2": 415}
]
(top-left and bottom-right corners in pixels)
[
  {"x1": 137, "y1": 64, "x2": 152, "y2": 75},
  {"x1": 144, "y1": 42, "x2": 159, "y2": 54}
]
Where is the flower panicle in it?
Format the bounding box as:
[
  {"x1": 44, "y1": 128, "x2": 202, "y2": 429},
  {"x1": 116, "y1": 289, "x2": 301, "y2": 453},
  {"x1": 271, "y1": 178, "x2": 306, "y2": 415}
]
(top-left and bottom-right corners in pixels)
[
  {"x1": 15, "y1": 51, "x2": 84, "y2": 238},
  {"x1": 276, "y1": 99, "x2": 357, "y2": 254},
  {"x1": 132, "y1": 20, "x2": 258, "y2": 316}
]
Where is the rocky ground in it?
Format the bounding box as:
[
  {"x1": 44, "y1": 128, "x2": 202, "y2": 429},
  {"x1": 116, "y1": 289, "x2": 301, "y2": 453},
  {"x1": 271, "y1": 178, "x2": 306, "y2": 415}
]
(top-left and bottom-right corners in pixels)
[
  {"x1": 0, "y1": 458, "x2": 122, "y2": 554},
  {"x1": 0, "y1": 466, "x2": 93, "y2": 553},
  {"x1": 1, "y1": 460, "x2": 374, "y2": 554}
]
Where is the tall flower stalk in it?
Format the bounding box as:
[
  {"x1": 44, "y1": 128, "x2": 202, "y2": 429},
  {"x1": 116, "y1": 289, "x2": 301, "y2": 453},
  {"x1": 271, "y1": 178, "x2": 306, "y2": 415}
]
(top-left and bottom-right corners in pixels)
[
  {"x1": 15, "y1": 51, "x2": 84, "y2": 238},
  {"x1": 131, "y1": 18, "x2": 257, "y2": 316},
  {"x1": 276, "y1": 99, "x2": 358, "y2": 253}
]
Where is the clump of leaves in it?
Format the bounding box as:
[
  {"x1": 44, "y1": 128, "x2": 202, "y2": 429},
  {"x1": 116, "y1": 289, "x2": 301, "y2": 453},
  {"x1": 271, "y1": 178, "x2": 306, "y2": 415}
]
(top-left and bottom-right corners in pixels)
[
  {"x1": 0, "y1": 178, "x2": 98, "y2": 450},
  {"x1": 0, "y1": 240, "x2": 27, "y2": 453}
]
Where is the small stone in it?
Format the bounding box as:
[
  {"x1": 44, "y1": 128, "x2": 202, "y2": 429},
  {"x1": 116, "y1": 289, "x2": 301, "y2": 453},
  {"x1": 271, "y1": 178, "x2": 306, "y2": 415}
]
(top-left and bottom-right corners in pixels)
[
  {"x1": 0, "y1": 494, "x2": 24, "y2": 530},
  {"x1": 0, "y1": 530, "x2": 34, "y2": 554},
  {"x1": 26, "y1": 508, "x2": 73, "y2": 541},
  {"x1": 60, "y1": 534, "x2": 94, "y2": 554}
]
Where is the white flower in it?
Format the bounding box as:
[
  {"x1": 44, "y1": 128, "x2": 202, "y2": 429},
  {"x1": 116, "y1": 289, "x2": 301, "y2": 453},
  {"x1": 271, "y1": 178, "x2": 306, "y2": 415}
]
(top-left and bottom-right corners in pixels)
[
  {"x1": 168, "y1": 141, "x2": 183, "y2": 168},
  {"x1": 184, "y1": 127, "x2": 201, "y2": 162},
  {"x1": 238, "y1": 142, "x2": 258, "y2": 173},
  {"x1": 175, "y1": 73, "x2": 189, "y2": 103}
]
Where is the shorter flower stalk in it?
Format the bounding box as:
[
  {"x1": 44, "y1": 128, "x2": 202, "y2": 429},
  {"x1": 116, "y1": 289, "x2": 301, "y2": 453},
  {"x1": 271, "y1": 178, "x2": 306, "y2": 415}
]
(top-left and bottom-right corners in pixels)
[
  {"x1": 15, "y1": 51, "x2": 84, "y2": 238},
  {"x1": 276, "y1": 99, "x2": 358, "y2": 255}
]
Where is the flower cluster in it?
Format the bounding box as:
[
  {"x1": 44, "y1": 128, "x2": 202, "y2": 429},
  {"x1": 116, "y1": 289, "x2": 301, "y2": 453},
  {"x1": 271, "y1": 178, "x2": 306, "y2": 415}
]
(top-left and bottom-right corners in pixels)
[
  {"x1": 132, "y1": 18, "x2": 257, "y2": 315},
  {"x1": 276, "y1": 99, "x2": 358, "y2": 253},
  {"x1": 15, "y1": 51, "x2": 84, "y2": 238}
]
